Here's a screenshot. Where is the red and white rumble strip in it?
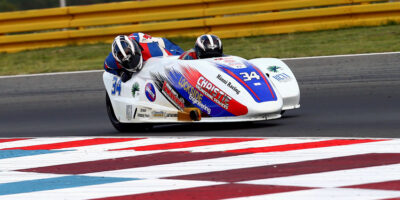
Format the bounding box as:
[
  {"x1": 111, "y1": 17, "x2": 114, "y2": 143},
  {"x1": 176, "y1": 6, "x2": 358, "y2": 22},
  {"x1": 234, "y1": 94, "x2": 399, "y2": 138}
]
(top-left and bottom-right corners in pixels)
[{"x1": 0, "y1": 137, "x2": 400, "y2": 200}]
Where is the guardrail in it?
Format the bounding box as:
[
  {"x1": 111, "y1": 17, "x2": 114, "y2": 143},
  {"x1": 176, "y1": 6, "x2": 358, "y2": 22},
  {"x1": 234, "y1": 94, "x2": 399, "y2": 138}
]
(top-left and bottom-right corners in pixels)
[{"x1": 0, "y1": 0, "x2": 399, "y2": 53}]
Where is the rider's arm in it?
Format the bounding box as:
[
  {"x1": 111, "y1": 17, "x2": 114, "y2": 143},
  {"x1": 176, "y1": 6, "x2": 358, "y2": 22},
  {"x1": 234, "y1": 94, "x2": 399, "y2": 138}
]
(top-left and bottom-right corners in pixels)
[
  {"x1": 178, "y1": 49, "x2": 198, "y2": 60},
  {"x1": 129, "y1": 32, "x2": 184, "y2": 58},
  {"x1": 162, "y1": 38, "x2": 184, "y2": 55},
  {"x1": 104, "y1": 52, "x2": 121, "y2": 75}
]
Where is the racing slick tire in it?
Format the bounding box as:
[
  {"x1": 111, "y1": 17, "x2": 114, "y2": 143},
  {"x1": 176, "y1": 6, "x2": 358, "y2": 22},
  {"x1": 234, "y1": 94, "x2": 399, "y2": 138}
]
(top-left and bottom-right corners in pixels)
[{"x1": 106, "y1": 92, "x2": 151, "y2": 132}]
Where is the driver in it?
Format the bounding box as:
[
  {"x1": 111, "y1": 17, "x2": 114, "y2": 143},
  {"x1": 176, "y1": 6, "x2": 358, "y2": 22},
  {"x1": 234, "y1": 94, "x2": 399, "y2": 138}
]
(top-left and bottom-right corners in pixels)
[
  {"x1": 104, "y1": 33, "x2": 184, "y2": 82},
  {"x1": 179, "y1": 34, "x2": 223, "y2": 60}
]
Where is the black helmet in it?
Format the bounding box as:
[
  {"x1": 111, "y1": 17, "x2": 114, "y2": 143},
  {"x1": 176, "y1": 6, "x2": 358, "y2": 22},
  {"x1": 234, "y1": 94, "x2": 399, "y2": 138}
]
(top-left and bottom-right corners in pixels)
[
  {"x1": 112, "y1": 35, "x2": 143, "y2": 73},
  {"x1": 194, "y1": 34, "x2": 223, "y2": 59}
]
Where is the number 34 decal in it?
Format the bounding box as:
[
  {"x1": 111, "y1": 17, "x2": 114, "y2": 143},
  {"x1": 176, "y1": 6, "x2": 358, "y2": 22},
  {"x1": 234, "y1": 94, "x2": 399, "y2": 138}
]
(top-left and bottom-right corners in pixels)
[
  {"x1": 111, "y1": 76, "x2": 122, "y2": 96},
  {"x1": 239, "y1": 71, "x2": 260, "y2": 81}
]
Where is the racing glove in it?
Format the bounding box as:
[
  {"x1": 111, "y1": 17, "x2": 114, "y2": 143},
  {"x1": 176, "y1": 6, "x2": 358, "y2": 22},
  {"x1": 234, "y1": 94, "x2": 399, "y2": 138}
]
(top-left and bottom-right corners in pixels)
[{"x1": 120, "y1": 71, "x2": 132, "y2": 83}]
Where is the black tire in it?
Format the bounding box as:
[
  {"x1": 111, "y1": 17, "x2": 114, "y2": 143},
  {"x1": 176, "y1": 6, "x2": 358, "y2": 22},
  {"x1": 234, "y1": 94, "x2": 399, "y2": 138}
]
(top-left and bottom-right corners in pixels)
[{"x1": 106, "y1": 92, "x2": 151, "y2": 132}]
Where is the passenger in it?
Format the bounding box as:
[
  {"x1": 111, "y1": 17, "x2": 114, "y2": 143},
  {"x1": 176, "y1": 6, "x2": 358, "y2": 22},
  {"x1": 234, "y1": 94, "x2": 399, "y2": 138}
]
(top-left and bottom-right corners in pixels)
[{"x1": 179, "y1": 34, "x2": 223, "y2": 60}]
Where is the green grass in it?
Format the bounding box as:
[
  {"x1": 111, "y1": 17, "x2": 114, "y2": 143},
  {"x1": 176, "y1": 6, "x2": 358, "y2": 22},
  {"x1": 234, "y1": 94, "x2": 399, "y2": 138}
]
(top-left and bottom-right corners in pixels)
[{"x1": 1, "y1": 24, "x2": 400, "y2": 76}]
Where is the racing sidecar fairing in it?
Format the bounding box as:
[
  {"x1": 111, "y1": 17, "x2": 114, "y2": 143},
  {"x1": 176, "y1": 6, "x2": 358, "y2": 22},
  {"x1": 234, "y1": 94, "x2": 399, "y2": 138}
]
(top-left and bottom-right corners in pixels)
[{"x1": 103, "y1": 55, "x2": 300, "y2": 131}]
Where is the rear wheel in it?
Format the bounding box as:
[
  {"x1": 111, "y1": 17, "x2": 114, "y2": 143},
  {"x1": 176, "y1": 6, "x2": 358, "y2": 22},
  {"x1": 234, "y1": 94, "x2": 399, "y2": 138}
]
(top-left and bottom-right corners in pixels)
[{"x1": 106, "y1": 92, "x2": 151, "y2": 132}]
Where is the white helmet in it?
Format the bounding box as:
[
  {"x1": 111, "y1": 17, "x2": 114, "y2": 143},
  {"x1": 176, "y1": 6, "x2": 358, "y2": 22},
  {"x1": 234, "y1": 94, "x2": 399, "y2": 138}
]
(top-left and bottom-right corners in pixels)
[
  {"x1": 195, "y1": 34, "x2": 223, "y2": 59},
  {"x1": 112, "y1": 35, "x2": 143, "y2": 73}
]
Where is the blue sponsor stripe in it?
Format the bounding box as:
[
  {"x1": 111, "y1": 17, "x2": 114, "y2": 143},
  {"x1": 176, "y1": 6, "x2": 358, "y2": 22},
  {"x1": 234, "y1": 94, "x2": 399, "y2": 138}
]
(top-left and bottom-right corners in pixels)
[
  {"x1": 216, "y1": 62, "x2": 277, "y2": 103},
  {"x1": 0, "y1": 175, "x2": 139, "y2": 195},
  {"x1": 0, "y1": 150, "x2": 70, "y2": 160},
  {"x1": 168, "y1": 70, "x2": 234, "y2": 117}
]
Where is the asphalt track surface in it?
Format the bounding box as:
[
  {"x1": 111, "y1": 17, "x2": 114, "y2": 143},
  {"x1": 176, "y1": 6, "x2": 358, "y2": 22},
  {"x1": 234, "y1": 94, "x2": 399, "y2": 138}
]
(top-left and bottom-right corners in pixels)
[{"x1": 1, "y1": 53, "x2": 399, "y2": 138}]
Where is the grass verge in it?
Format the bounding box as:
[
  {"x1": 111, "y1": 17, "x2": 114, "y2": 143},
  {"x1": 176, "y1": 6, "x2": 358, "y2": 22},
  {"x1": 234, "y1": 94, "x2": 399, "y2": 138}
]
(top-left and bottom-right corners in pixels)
[{"x1": 1, "y1": 24, "x2": 400, "y2": 76}]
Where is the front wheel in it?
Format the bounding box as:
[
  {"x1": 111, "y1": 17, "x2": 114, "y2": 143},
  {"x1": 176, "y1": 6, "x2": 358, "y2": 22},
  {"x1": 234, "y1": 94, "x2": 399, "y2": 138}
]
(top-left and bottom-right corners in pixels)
[{"x1": 106, "y1": 92, "x2": 151, "y2": 132}]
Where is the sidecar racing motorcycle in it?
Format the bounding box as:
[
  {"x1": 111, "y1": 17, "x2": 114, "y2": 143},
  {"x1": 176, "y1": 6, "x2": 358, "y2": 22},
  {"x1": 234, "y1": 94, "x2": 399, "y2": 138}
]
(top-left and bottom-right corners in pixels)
[{"x1": 104, "y1": 55, "x2": 300, "y2": 132}]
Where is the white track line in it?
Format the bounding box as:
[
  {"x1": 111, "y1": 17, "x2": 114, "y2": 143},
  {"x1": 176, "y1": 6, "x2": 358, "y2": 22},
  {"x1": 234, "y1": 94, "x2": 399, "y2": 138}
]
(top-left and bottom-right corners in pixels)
[
  {"x1": 0, "y1": 70, "x2": 103, "y2": 79},
  {"x1": 281, "y1": 51, "x2": 400, "y2": 60},
  {"x1": 0, "y1": 179, "x2": 223, "y2": 200},
  {"x1": 241, "y1": 163, "x2": 400, "y2": 188},
  {"x1": 227, "y1": 188, "x2": 400, "y2": 200},
  {"x1": 86, "y1": 140, "x2": 399, "y2": 179},
  {"x1": 1, "y1": 52, "x2": 399, "y2": 79}
]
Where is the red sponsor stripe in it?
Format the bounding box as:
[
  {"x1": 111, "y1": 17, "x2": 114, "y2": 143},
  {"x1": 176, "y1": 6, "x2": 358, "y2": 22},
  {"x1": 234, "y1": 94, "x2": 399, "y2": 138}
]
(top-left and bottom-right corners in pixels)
[
  {"x1": 112, "y1": 138, "x2": 262, "y2": 151},
  {"x1": 227, "y1": 139, "x2": 386, "y2": 153},
  {"x1": 18, "y1": 151, "x2": 246, "y2": 174},
  {"x1": 141, "y1": 43, "x2": 151, "y2": 61},
  {"x1": 343, "y1": 180, "x2": 400, "y2": 191},
  {"x1": 162, "y1": 81, "x2": 184, "y2": 109},
  {"x1": 0, "y1": 138, "x2": 30, "y2": 143},
  {"x1": 115, "y1": 60, "x2": 122, "y2": 69},
  {"x1": 3, "y1": 138, "x2": 144, "y2": 150},
  {"x1": 253, "y1": 66, "x2": 275, "y2": 99},
  {"x1": 166, "y1": 153, "x2": 400, "y2": 182},
  {"x1": 178, "y1": 52, "x2": 186, "y2": 59},
  {"x1": 222, "y1": 68, "x2": 261, "y2": 101},
  {"x1": 164, "y1": 49, "x2": 172, "y2": 55},
  {"x1": 183, "y1": 67, "x2": 248, "y2": 116},
  {"x1": 91, "y1": 183, "x2": 312, "y2": 200},
  {"x1": 189, "y1": 51, "x2": 198, "y2": 59}
]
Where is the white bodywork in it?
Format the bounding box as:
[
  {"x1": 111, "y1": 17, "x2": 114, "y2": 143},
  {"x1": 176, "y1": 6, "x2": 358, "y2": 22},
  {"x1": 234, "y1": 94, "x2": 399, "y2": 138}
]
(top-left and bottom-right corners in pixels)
[{"x1": 103, "y1": 56, "x2": 300, "y2": 123}]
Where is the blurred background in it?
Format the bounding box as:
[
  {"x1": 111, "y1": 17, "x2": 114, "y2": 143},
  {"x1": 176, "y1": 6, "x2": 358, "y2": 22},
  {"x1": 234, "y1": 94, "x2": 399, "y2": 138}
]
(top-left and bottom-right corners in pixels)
[
  {"x1": 1, "y1": 0, "x2": 400, "y2": 76},
  {"x1": 0, "y1": 0, "x2": 132, "y2": 11},
  {"x1": 0, "y1": 0, "x2": 399, "y2": 138}
]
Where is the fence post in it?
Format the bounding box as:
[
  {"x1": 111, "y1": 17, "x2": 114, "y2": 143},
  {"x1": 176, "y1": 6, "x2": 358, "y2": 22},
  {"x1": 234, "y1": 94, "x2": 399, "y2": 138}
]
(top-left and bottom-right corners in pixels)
[{"x1": 60, "y1": 0, "x2": 66, "y2": 7}]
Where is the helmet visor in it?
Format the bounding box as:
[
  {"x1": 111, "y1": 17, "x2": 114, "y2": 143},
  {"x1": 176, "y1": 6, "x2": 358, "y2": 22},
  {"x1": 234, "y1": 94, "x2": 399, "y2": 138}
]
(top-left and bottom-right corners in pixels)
[
  {"x1": 122, "y1": 52, "x2": 141, "y2": 71},
  {"x1": 121, "y1": 41, "x2": 142, "y2": 72},
  {"x1": 113, "y1": 42, "x2": 131, "y2": 61},
  {"x1": 201, "y1": 50, "x2": 222, "y2": 58}
]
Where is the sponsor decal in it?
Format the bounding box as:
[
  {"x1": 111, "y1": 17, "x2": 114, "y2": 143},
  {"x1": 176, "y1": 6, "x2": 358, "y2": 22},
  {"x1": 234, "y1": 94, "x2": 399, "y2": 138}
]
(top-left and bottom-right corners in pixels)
[
  {"x1": 268, "y1": 66, "x2": 282, "y2": 73},
  {"x1": 126, "y1": 105, "x2": 132, "y2": 120},
  {"x1": 139, "y1": 107, "x2": 149, "y2": 113},
  {"x1": 216, "y1": 61, "x2": 277, "y2": 103},
  {"x1": 213, "y1": 57, "x2": 246, "y2": 69},
  {"x1": 165, "y1": 113, "x2": 178, "y2": 118},
  {"x1": 131, "y1": 82, "x2": 140, "y2": 97},
  {"x1": 136, "y1": 107, "x2": 151, "y2": 119},
  {"x1": 151, "y1": 111, "x2": 178, "y2": 118},
  {"x1": 178, "y1": 76, "x2": 211, "y2": 115},
  {"x1": 137, "y1": 113, "x2": 150, "y2": 118},
  {"x1": 239, "y1": 71, "x2": 260, "y2": 82},
  {"x1": 196, "y1": 76, "x2": 232, "y2": 110},
  {"x1": 152, "y1": 67, "x2": 247, "y2": 117},
  {"x1": 216, "y1": 74, "x2": 228, "y2": 84},
  {"x1": 145, "y1": 83, "x2": 156, "y2": 102},
  {"x1": 216, "y1": 74, "x2": 241, "y2": 95},
  {"x1": 151, "y1": 111, "x2": 165, "y2": 118},
  {"x1": 152, "y1": 73, "x2": 188, "y2": 111},
  {"x1": 162, "y1": 81, "x2": 185, "y2": 110},
  {"x1": 182, "y1": 67, "x2": 248, "y2": 116},
  {"x1": 273, "y1": 73, "x2": 292, "y2": 82},
  {"x1": 111, "y1": 76, "x2": 122, "y2": 96},
  {"x1": 142, "y1": 33, "x2": 152, "y2": 40}
]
